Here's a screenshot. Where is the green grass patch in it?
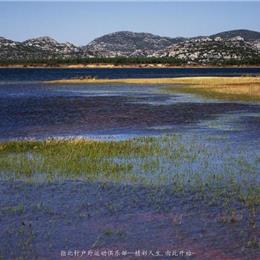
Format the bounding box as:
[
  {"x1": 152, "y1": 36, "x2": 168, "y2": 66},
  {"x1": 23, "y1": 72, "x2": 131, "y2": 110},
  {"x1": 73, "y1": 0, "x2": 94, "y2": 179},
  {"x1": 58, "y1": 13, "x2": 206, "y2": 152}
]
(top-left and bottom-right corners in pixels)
[
  {"x1": 0, "y1": 134, "x2": 259, "y2": 208},
  {"x1": 0, "y1": 137, "x2": 160, "y2": 182}
]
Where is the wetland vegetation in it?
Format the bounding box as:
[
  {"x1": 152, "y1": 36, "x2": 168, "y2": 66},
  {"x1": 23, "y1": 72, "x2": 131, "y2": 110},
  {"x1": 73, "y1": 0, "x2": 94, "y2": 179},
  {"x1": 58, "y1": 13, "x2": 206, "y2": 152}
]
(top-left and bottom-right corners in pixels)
[
  {"x1": 1, "y1": 134, "x2": 259, "y2": 253},
  {"x1": 1, "y1": 69, "x2": 260, "y2": 259}
]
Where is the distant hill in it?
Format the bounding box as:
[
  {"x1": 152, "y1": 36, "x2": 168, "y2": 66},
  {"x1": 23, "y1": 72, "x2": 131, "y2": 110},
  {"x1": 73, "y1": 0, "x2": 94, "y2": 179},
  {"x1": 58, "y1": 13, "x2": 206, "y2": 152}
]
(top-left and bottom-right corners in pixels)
[
  {"x1": 211, "y1": 29, "x2": 260, "y2": 41},
  {"x1": 155, "y1": 36, "x2": 259, "y2": 65},
  {"x1": 1, "y1": 29, "x2": 260, "y2": 65},
  {"x1": 82, "y1": 31, "x2": 185, "y2": 57},
  {"x1": 0, "y1": 36, "x2": 81, "y2": 61},
  {"x1": 23, "y1": 36, "x2": 80, "y2": 55},
  {"x1": 0, "y1": 37, "x2": 47, "y2": 61}
]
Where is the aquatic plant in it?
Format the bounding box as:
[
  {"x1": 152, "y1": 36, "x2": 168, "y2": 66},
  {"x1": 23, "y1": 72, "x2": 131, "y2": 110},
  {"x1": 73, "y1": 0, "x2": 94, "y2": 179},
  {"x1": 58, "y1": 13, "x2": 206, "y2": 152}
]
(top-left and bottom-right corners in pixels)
[{"x1": 0, "y1": 133, "x2": 259, "y2": 247}]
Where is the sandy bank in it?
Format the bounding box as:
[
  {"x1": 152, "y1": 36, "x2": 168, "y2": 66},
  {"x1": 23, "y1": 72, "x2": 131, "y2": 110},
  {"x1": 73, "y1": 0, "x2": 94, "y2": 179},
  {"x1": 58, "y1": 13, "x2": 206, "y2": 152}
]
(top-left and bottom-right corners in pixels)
[{"x1": 47, "y1": 76, "x2": 260, "y2": 101}]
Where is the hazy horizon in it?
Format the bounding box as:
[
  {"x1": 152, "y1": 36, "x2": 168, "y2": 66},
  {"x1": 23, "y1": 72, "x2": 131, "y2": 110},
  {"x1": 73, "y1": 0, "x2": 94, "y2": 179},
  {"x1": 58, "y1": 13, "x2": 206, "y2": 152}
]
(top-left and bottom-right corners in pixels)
[{"x1": 1, "y1": 1, "x2": 260, "y2": 46}]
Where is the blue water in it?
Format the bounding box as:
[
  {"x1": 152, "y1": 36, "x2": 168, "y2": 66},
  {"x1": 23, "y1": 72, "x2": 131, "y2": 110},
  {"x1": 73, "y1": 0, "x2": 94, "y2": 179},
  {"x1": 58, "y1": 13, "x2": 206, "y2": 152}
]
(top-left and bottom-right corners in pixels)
[
  {"x1": 0, "y1": 67, "x2": 260, "y2": 82},
  {"x1": 0, "y1": 68, "x2": 259, "y2": 144}
]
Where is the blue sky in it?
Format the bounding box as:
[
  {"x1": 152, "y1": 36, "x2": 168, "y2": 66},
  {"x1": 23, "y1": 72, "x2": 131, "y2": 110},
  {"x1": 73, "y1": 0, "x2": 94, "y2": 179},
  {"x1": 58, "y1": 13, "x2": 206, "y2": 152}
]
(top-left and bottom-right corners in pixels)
[{"x1": 0, "y1": 1, "x2": 260, "y2": 46}]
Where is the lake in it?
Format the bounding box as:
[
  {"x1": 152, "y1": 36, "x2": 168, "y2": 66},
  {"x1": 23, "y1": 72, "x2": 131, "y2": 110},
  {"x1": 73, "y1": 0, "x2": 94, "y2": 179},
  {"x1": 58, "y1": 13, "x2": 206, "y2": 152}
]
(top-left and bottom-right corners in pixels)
[
  {"x1": 0, "y1": 67, "x2": 260, "y2": 82},
  {"x1": 0, "y1": 68, "x2": 259, "y2": 143}
]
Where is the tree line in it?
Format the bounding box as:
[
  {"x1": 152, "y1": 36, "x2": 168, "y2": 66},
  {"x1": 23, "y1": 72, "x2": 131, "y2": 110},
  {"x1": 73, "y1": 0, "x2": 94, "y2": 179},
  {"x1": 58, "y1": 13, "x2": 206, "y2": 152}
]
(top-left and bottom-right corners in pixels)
[{"x1": 0, "y1": 56, "x2": 260, "y2": 66}]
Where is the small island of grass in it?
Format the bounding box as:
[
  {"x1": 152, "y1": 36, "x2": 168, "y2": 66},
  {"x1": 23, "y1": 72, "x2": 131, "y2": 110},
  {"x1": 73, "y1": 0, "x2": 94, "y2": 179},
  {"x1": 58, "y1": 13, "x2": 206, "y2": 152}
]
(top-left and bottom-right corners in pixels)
[{"x1": 47, "y1": 76, "x2": 260, "y2": 101}]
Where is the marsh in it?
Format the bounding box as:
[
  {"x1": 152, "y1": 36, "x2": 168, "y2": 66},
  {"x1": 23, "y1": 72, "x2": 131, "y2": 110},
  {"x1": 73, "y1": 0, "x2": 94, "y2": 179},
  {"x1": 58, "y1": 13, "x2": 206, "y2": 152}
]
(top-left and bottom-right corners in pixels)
[{"x1": 0, "y1": 68, "x2": 259, "y2": 259}]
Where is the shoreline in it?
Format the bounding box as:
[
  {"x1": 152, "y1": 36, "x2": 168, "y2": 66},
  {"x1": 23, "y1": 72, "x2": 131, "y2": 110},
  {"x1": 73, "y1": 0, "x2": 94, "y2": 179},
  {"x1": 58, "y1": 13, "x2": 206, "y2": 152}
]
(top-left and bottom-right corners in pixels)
[{"x1": 47, "y1": 76, "x2": 260, "y2": 84}]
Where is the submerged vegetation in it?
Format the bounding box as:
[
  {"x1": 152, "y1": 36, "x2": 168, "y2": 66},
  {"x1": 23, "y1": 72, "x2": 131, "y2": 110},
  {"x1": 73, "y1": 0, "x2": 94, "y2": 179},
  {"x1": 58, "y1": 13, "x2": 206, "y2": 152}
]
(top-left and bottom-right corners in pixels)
[
  {"x1": 0, "y1": 134, "x2": 259, "y2": 249},
  {"x1": 0, "y1": 138, "x2": 155, "y2": 182},
  {"x1": 0, "y1": 134, "x2": 259, "y2": 202}
]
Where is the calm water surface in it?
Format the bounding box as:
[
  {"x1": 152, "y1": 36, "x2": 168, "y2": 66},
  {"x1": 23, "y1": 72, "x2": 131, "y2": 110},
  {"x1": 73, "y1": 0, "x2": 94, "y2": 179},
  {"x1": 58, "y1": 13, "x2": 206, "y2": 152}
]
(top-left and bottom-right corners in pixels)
[{"x1": 0, "y1": 67, "x2": 260, "y2": 82}]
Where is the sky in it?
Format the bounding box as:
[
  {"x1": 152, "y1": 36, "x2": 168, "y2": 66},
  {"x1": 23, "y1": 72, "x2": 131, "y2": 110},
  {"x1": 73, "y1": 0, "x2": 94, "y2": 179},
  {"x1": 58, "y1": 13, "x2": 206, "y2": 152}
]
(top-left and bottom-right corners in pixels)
[{"x1": 0, "y1": 1, "x2": 260, "y2": 46}]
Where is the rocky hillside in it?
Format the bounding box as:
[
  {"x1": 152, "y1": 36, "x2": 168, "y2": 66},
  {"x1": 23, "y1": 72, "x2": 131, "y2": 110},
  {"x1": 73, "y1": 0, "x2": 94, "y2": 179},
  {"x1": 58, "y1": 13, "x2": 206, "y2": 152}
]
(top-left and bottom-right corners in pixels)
[
  {"x1": 0, "y1": 36, "x2": 81, "y2": 61},
  {"x1": 211, "y1": 29, "x2": 260, "y2": 41},
  {"x1": 154, "y1": 36, "x2": 260, "y2": 65},
  {"x1": 0, "y1": 37, "x2": 47, "y2": 61},
  {"x1": 83, "y1": 31, "x2": 185, "y2": 57},
  {"x1": 1, "y1": 29, "x2": 260, "y2": 64},
  {"x1": 23, "y1": 37, "x2": 80, "y2": 55}
]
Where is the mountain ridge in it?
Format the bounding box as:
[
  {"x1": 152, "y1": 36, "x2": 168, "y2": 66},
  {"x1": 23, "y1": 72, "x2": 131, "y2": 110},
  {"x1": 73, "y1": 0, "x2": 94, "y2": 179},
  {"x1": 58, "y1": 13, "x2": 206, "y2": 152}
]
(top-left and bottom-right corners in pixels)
[{"x1": 1, "y1": 29, "x2": 260, "y2": 64}]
